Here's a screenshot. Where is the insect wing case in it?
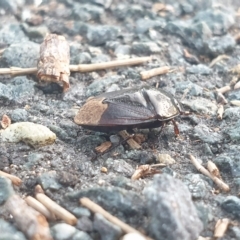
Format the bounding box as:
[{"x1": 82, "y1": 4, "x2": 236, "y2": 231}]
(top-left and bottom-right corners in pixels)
[{"x1": 74, "y1": 87, "x2": 181, "y2": 131}]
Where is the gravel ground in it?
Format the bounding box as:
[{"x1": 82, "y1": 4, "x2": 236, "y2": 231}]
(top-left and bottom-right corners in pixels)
[{"x1": 1, "y1": 0, "x2": 240, "y2": 239}]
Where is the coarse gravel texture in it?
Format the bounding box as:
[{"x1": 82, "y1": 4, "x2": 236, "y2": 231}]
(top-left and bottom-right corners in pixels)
[{"x1": 1, "y1": 0, "x2": 240, "y2": 239}]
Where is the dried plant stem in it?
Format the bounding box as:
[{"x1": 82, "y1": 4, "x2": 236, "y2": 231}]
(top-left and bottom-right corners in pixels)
[
  {"x1": 80, "y1": 197, "x2": 153, "y2": 240},
  {"x1": 0, "y1": 170, "x2": 22, "y2": 186},
  {"x1": 119, "y1": 130, "x2": 141, "y2": 149},
  {"x1": 35, "y1": 185, "x2": 77, "y2": 225},
  {"x1": 207, "y1": 160, "x2": 220, "y2": 177},
  {"x1": 209, "y1": 55, "x2": 230, "y2": 68},
  {"x1": 216, "y1": 85, "x2": 231, "y2": 94},
  {"x1": 214, "y1": 218, "x2": 230, "y2": 238},
  {"x1": 140, "y1": 66, "x2": 171, "y2": 80},
  {"x1": 25, "y1": 196, "x2": 56, "y2": 221},
  {"x1": 230, "y1": 100, "x2": 240, "y2": 106},
  {"x1": 0, "y1": 57, "x2": 151, "y2": 77},
  {"x1": 189, "y1": 154, "x2": 230, "y2": 192},
  {"x1": 217, "y1": 105, "x2": 224, "y2": 120},
  {"x1": 70, "y1": 56, "x2": 151, "y2": 72}
]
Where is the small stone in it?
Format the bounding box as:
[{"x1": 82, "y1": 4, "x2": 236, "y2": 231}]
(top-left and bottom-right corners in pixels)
[
  {"x1": 21, "y1": 23, "x2": 49, "y2": 40},
  {"x1": 24, "y1": 153, "x2": 44, "y2": 170},
  {"x1": 109, "y1": 135, "x2": 121, "y2": 145},
  {"x1": 124, "y1": 150, "x2": 156, "y2": 164},
  {"x1": 76, "y1": 216, "x2": 93, "y2": 232},
  {"x1": 175, "y1": 81, "x2": 203, "y2": 96},
  {"x1": 143, "y1": 174, "x2": 203, "y2": 240},
  {"x1": 186, "y1": 64, "x2": 212, "y2": 75},
  {"x1": 221, "y1": 196, "x2": 240, "y2": 219},
  {"x1": 195, "y1": 202, "x2": 213, "y2": 229},
  {"x1": 86, "y1": 25, "x2": 119, "y2": 46},
  {"x1": 72, "y1": 231, "x2": 93, "y2": 240},
  {"x1": 224, "y1": 107, "x2": 240, "y2": 120},
  {"x1": 0, "y1": 176, "x2": 14, "y2": 205},
  {"x1": 135, "y1": 18, "x2": 166, "y2": 34},
  {"x1": 0, "y1": 219, "x2": 27, "y2": 240},
  {"x1": 0, "y1": 41, "x2": 40, "y2": 68},
  {"x1": 114, "y1": 45, "x2": 131, "y2": 56},
  {"x1": 226, "y1": 120, "x2": 240, "y2": 142},
  {"x1": 183, "y1": 174, "x2": 212, "y2": 199},
  {"x1": 37, "y1": 171, "x2": 62, "y2": 191},
  {"x1": 193, "y1": 124, "x2": 223, "y2": 144},
  {"x1": 156, "y1": 153, "x2": 176, "y2": 165},
  {"x1": 227, "y1": 89, "x2": 240, "y2": 101},
  {"x1": 0, "y1": 24, "x2": 27, "y2": 45},
  {"x1": 105, "y1": 159, "x2": 134, "y2": 177},
  {"x1": 51, "y1": 223, "x2": 77, "y2": 240},
  {"x1": 10, "y1": 109, "x2": 28, "y2": 122},
  {"x1": 72, "y1": 207, "x2": 91, "y2": 218},
  {"x1": 93, "y1": 213, "x2": 122, "y2": 240},
  {"x1": 0, "y1": 122, "x2": 56, "y2": 147},
  {"x1": 182, "y1": 97, "x2": 217, "y2": 115},
  {"x1": 131, "y1": 42, "x2": 161, "y2": 55}
]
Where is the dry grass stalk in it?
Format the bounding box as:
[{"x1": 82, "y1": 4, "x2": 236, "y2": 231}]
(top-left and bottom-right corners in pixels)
[
  {"x1": 131, "y1": 164, "x2": 165, "y2": 180},
  {"x1": 189, "y1": 154, "x2": 230, "y2": 192},
  {"x1": 234, "y1": 81, "x2": 240, "y2": 90},
  {"x1": 35, "y1": 185, "x2": 77, "y2": 225},
  {"x1": 25, "y1": 196, "x2": 56, "y2": 221},
  {"x1": 118, "y1": 130, "x2": 141, "y2": 149},
  {"x1": 5, "y1": 194, "x2": 53, "y2": 240},
  {"x1": 0, "y1": 57, "x2": 151, "y2": 76},
  {"x1": 217, "y1": 105, "x2": 224, "y2": 120},
  {"x1": 70, "y1": 56, "x2": 151, "y2": 72},
  {"x1": 1, "y1": 114, "x2": 11, "y2": 129},
  {"x1": 209, "y1": 55, "x2": 230, "y2": 68},
  {"x1": 0, "y1": 170, "x2": 22, "y2": 186},
  {"x1": 207, "y1": 161, "x2": 220, "y2": 177},
  {"x1": 95, "y1": 141, "x2": 112, "y2": 153},
  {"x1": 80, "y1": 197, "x2": 153, "y2": 240},
  {"x1": 216, "y1": 92, "x2": 228, "y2": 104},
  {"x1": 140, "y1": 66, "x2": 171, "y2": 80},
  {"x1": 214, "y1": 218, "x2": 230, "y2": 238},
  {"x1": 230, "y1": 100, "x2": 240, "y2": 106},
  {"x1": 216, "y1": 85, "x2": 231, "y2": 94},
  {"x1": 37, "y1": 34, "x2": 70, "y2": 92}
]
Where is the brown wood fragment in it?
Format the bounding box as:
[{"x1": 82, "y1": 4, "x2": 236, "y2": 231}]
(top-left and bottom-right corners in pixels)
[
  {"x1": 183, "y1": 49, "x2": 199, "y2": 64},
  {"x1": 95, "y1": 141, "x2": 112, "y2": 153},
  {"x1": 5, "y1": 194, "x2": 53, "y2": 240},
  {"x1": 0, "y1": 170, "x2": 22, "y2": 186},
  {"x1": 140, "y1": 66, "x2": 171, "y2": 80},
  {"x1": 118, "y1": 130, "x2": 141, "y2": 149},
  {"x1": 207, "y1": 161, "x2": 220, "y2": 177},
  {"x1": 35, "y1": 185, "x2": 77, "y2": 225},
  {"x1": 37, "y1": 34, "x2": 70, "y2": 92},
  {"x1": 80, "y1": 197, "x2": 153, "y2": 240},
  {"x1": 25, "y1": 196, "x2": 56, "y2": 221},
  {"x1": 217, "y1": 105, "x2": 224, "y2": 120},
  {"x1": 133, "y1": 133, "x2": 146, "y2": 145},
  {"x1": 131, "y1": 164, "x2": 165, "y2": 180},
  {"x1": 214, "y1": 218, "x2": 230, "y2": 238},
  {"x1": 1, "y1": 114, "x2": 11, "y2": 129},
  {"x1": 189, "y1": 154, "x2": 230, "y2": 192}
]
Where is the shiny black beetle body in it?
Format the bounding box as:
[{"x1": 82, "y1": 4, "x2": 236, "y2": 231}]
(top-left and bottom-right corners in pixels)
[{"x1": 74, "y1": 87, "x2": 182, "y2": 133}]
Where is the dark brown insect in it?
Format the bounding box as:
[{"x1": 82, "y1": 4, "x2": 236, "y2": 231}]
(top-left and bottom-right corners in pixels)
[{"x1": 74, "y1": 87, "x2": 182, "y2": 134}]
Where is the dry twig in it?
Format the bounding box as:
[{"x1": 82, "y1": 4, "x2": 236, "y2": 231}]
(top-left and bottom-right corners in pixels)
[
  {"x1": 207, "y1": 160, "x2": 220, "y2": 177},
  {"x1": 217, "y1": 105, "x2": 224, "y2": 120},
  {"x1": 5, "y1": 194, "x2": 52, "y2": 240},
  {"x1": 0, "y1": 170, "x2": 22, "y2": 186},
  {"x1": 209, "y1": 55, "x2": 230, "y2": 68},
  {"x1": 140, "y1": 66, "x2": 171, "y2": 80},
  {"x1": 216, "y1": 85, "x2": 231, "y2": 94},
  {"x1": 131, "y1": 164, "x2": 165, "y2": 180},
  {"x1": 80, "y1": 197, "x2": 153, "y2": 240},
  {"x1": 189, "y1": 154, "x2": 230, "y2": 192},
  {"x1": 35, "y1": 185, "x2": 77, "y2": 225},
  {"x1": 230, "y1": 100, "x2": 240, "y2": 106},
  {"x1": 118, "y1": 130, "x2": 141, "y2": 149},
  {"x1": 216, "y1": 92, "x2": 228, "y2": 104},
  {"x1": 214, "y1": 218, "x2": 230, "y2": 238},
  {"x1": 234, "y1": 81, "x2": 240, "y2": 90},
  {"x1": 25, "y1": 196, "x2": 56, "y2": 221}
]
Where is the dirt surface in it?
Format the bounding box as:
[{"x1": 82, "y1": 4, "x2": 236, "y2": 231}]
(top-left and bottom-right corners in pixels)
[{"x1": 1, "y1": 0, "x2": 240, "y2": 240}]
